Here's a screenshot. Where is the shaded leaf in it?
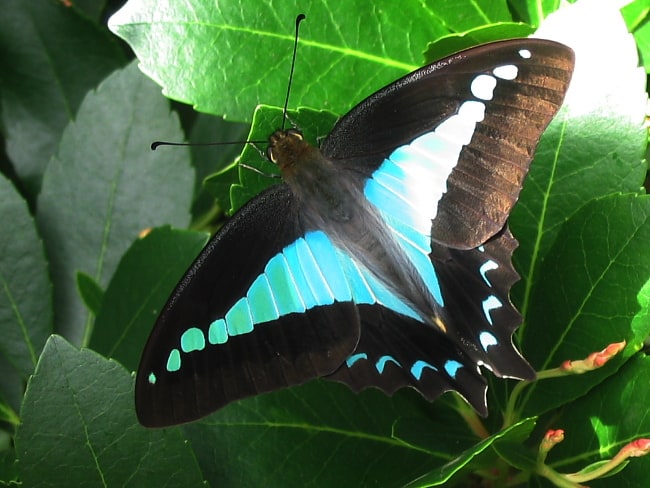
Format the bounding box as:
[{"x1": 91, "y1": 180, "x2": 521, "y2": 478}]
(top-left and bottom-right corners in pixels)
[
  {"x1": 403, "y1": 418, "x2": 537, "y2": 487},
  {"x1": 70, "y1": 0, "x2": 106, "y2": 21},
  {"x1": 0, "y1": 353, "x2": 23, "y2": 423},
  {"x1": 0, "y1": 0, "x2": 125, "y2": 196},
  {"x1": 76, "y1": 271, "x2": 104, "y2": 317},
  {"x1": 36, "y1": 61, "x2": 195, "y2": 346},
  {"x1": 15, "y1": 335, "x2": 204, "y2": 487},
  {"x1": 91, "y1": 226, "x2": 208, "y2": 372},
  {"x1": 0, "y1": 431, "x2": 18, "y2": 485},
  {"x1": 0, "y1": 173, "x2": 51, "y2": 381},
  {"x1": 188, "y1": 113, "x2": 249, "y2": 221},
  {"x1": 183, "y1": 381, "x2": 462, "y2": 487}
]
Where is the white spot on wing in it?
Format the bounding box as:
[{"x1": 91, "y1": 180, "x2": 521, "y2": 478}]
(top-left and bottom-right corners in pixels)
[
  {"x1": 459, "y1": 100, "x2": 486, "y2": 122},
  {"x1": 518, "y1": 49, "x2": 532, "y2": 59},
  {"x1": 482, "y1": 295, "x2": 502, "y2": 325},
  {"x1": 471, "y1": 74, "x2": 497, "y2": 100},
  {"x1": 479, "y1": 331, "x2": 498, "y2": 351},
  {"x1": 493, "y1": 64, "x2": 518, "y2": 80}
]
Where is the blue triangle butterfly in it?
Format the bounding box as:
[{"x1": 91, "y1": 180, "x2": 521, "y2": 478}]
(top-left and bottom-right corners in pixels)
[{"x1": 136, "y1": 37, "x2": 574, "y2": 427}]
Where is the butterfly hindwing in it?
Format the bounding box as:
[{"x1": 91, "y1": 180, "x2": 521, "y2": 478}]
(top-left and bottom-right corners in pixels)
[
  {"x1": 327, "y1": 304, "x2": 490, "y2": 414},
  {"x1": 328, "y1": 227, "x2": 533, "y2": 414}
]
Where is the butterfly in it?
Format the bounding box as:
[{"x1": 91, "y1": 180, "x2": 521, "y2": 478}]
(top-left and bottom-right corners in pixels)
[{"x1": 136, "y1": 38, "x2": 574, "y2": 427}]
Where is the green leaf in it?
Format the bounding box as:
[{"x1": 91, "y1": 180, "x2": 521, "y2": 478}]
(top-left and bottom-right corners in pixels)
[
  {"x1": 0, "y1": 427, "x2": 18, "y2": 484},
  {"x1": 424, "y1": 23, "x2": 534, "y2": 61},
  {"x1": 36, "y1": 61, "x2": 195, "y2": 346},
  {"x1": 540, "y1": 354, "x2": 650, "y2": 487},
  {"x1": 0, "y1": 354, "x2": 23, "y2": 424},
  {"x1": 0, "y1": 401, "x2": 19, "y2": 427},
  {"x1": 511, "y1": 0, "x2": 647, "y2": 325},
  {"x1": 108, "y1": 0, "x2": 453, "y2": 121},
  {"x1": 521, "y1": 194, "x2": 650, "y2": 415},
  {"x1": 571, "y1": 459, "x2": 630, "y2": 480},
  {"x1": 432, "y1": 0, "x2": 514, "y2": 32},
  {"x1": 622, "y1": 0, "x2": 650, "y2": 72},
  {"x1": 71, "y1": 0, "x2": 106, "y2": 21},
  {"x1": 76, "y1": 271, "x2": 104, "y2": 317},
  {"x1": 91, "y1": 226, "x2": 208, "y2": 372},
  {"x1": 183, "y1": 381, "x2": 472, "y2": 487},
  {"x1": 0, "y1": 173, "x2": 51, "y2": 381},
  {"x1": 492, "y1": 439, "x2": 538, "y2": 472},
  {"x1": 508, "y1": 0, "x2": 565, "y2": 26},
  {"x1": 0, "y1": 0, "x2": 125, "y2": 197},
  {"x1": 15, "y1": 335, "x2": 205, "y2": 487},
  {"x1": 188, "y1": 114, "x2": 250, "y2": 221},
  {"x1": 403, "y1": 418, "x2": 537, "y2": 487}
]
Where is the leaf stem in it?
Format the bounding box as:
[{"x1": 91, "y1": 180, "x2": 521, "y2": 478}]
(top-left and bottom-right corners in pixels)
[{"x1": 453, "y1": 394, "x2": 489, "y2": 439}]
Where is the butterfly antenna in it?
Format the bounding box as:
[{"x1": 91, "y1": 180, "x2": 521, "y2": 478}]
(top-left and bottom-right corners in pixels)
[
  {"x1": 281, "y1": 14, "x2": 306, "y2": 131},
  {"x1": 150, "y1": 139, "x2": 265, "y2": 150}
]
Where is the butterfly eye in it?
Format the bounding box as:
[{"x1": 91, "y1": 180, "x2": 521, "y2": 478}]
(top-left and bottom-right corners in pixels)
[
  {"x1": 266, "y1": 145, "x2": 275, "y2": 163},
  {"x1": 286, "y1": 128, "x2": 303, "y2": 139}
]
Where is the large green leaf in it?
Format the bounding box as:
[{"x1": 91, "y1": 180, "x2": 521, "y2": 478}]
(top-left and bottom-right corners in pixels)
[
  {"x1": 15, "y1": 335, "x2": 204, "y2": 487},
  {"x1": 182, "y1": 381, "x2": 485, "y2": 487},
  {"x1": 423, "y1": 22, "x2": 534, "y2": 61},
  {"x1": 521, "y1": 194, "x2": 650, "y2": 415},
  {"x1": 36, "y1": 61, "x2": 195, "y2": 346},
  {"x1": 511, "y1": 0, "x2": 647, "y2": 324},
  {"x1": 622, "y1": 0, "x2": 650, "y2": 72},
  {"x1": 108, "y1": 0, "x2": 456, "y2": 121},
  {"x1": 0, "y1": 0, "x2": 125, "y2": 197}
]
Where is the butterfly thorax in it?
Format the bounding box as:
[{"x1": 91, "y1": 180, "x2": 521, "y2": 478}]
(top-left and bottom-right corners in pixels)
[{"x1": 268, "y1": 128, "x2": 443, "y2": 327}]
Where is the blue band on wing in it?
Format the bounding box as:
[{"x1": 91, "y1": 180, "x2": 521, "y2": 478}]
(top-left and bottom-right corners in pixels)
[
  {"x1": 160, "y1": 230, "x2": 422, "y2": 374},
  {"x1": 363, "y1": 98, "x2": 487, "y2": 310}
]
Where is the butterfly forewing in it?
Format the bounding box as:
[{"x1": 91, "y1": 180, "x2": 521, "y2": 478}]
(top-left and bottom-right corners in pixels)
[
  {"x1": 136, "y1": 186, "x2": 361, "y2": 427},
  {"x1": 323, "y1": 39, "x2": 574, "y2": 248}
]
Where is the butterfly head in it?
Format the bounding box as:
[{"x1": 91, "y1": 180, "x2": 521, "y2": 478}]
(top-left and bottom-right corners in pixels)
[{"x1": 267, "y1": 128, "x2": 316, "y2": 173}]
